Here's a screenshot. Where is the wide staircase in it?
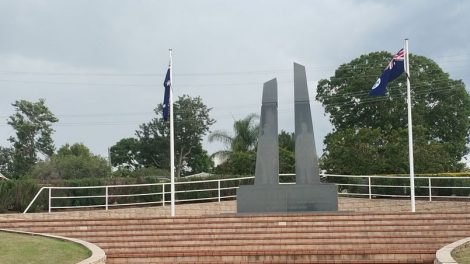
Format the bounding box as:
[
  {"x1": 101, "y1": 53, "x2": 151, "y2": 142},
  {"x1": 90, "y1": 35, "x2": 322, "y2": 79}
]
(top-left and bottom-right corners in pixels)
[{"x1": 1, "y1": 209, "x2": 470, "y2": 263}]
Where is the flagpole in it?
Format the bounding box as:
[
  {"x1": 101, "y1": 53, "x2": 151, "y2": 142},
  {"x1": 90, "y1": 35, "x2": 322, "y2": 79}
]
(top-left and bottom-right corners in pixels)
[
  {"x1": 169, "y1": 49, "x2": 176, "y2": 217},
  {"x1": 405, "y1": 39, "x2": 416, "y2": 212}
]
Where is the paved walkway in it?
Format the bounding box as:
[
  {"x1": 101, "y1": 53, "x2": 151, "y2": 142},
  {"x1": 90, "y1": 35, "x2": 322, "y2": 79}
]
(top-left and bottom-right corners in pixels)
[{"x1": 2, "y1": 197, "x2": 470, "y2": 220}]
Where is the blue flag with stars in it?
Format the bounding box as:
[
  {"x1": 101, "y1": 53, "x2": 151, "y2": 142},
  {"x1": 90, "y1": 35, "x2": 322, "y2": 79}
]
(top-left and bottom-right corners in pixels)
[
  {"x1": 369, "y1": 49, "x2": 405, "y2": 96},
  {"x1": 163, "y1": 67, "x2": 171, "y2": 121}
]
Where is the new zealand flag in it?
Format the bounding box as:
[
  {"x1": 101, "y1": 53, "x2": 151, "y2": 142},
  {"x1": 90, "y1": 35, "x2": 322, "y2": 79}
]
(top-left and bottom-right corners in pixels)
[
  {"x1": 163, "y1": 67, "x2": 171, "y2": 121},
  {"x1": 369, "y1": 49, "x2": 405, "y2": 96}
]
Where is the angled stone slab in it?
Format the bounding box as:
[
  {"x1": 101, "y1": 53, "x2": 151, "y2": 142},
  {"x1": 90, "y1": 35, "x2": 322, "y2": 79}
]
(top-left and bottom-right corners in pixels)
[
  {"x1": 294, "y1": 62, "x2": 320, "y2": 184},
  {"x1": 255, "y1": 78, "x2": 279, "y2": 185}
]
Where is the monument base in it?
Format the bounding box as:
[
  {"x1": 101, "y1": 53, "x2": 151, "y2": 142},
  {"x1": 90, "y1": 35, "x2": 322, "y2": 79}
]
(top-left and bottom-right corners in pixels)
[{"x1": 237, "y1": 183, "x2": 338, "y2": 213}]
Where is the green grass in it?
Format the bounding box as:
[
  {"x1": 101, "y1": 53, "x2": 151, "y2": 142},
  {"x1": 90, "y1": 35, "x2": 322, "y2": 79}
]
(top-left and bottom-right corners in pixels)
[
  {"x1": 452, "y1": 243, "x2": 470, "y2": 264},
  {"x1": 0, "y1": 231, "x2": 91, "y2": 264}
]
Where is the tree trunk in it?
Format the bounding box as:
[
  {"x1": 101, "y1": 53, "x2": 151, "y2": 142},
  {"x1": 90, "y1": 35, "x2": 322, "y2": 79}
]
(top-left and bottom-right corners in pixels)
[
  {"x1": 176, "y1": 151, "x2": 183, "y2": 179},
  {"x1": 176, "y1": 146, "x2": 193, "y2": 178}
]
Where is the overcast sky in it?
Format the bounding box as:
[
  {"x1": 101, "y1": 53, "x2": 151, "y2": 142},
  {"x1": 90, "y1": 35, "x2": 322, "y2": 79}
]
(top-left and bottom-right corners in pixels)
[{"x1": 1, "y1": 0, "x2": 469, "y2": 164}]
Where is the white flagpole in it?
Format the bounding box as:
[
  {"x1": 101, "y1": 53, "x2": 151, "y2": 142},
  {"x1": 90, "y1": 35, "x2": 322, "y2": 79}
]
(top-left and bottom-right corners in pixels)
[
  {"x1": 405, "y1": 39, "x2": 416, "y2": 212},
  {"x1": 169, "y1": 49, "x2": 176, "y2": 217}
]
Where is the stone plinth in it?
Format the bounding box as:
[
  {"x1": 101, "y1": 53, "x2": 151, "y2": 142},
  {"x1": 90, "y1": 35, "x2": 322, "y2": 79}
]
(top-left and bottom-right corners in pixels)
[{"x1": 237, "y1": 184, "x2": 338, "y2": 213}]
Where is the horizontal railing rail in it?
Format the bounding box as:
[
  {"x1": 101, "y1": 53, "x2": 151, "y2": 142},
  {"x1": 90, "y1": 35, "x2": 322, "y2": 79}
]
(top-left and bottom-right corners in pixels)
[{"x1": 23, "y1": 174, "x2": 470, "y2": 213}]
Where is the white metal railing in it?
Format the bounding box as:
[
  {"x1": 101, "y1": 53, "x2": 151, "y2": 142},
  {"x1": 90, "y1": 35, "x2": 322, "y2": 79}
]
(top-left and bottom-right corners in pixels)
[{"x1": 23, "y1": 174, "x2": 470, "y2": 213}]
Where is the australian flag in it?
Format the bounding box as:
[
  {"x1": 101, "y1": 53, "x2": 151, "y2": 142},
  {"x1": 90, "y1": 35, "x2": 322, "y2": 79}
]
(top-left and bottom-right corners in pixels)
[
  {"x1": 163, "y1": 67, "x2": 171, "y2": 121},
  {"x1": 369, "y1": 48, "x2": 405, "y2": 96}
]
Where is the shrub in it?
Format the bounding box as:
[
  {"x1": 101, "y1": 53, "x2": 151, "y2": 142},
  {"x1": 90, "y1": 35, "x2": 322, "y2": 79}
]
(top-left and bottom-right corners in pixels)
[{"x1": 0, "y1": 179, "x2": 42, "y2": 212}]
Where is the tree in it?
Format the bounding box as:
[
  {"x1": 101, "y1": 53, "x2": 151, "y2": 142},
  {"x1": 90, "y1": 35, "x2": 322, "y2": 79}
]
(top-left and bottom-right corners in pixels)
[
  {"x1": 31, "y1": 143, "x2": 111, "y2": 180},
  {"x1": 110, "y1": 138, "x2": 142, "y2": 170},
  {"x1": 278, "y1": 130, "x2": 295, "y2": 174},
  {"x1": 57, "y1": 143, "x2": 92, "y2": 157},
  {"x1": 128, "y1": 95, "x2": 214, "y2": 177},
  {"x1": 213, "y1": 151, "x2": 256, "y2": 175},
  {"x1": 209, "y1": 114, "x2": 259, "y2": 160},
  {"x1": 184, "y1": 143, "x2": 214, "y2": 174},
  {"x1": 210, "y1": 116, "x2": 297, "y2": 175},
  {"x1": 279, "y1": 130, "x2": 294, "y2": 152},
  {"x1": 0, "y1": 147, "x2": 13, "y2": 176},
  {"x1": 316, "y1": 52, "x2": 470, "y2": 174},
  {"x1": 209, "y1": 114, "x2": 259, "y2": 175},
  {"x1": 7, "y1": 99, "x2": 58, "y2": 178}
]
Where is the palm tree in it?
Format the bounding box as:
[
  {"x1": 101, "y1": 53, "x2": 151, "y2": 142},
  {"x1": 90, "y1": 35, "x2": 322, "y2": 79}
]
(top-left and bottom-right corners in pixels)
[{"x1": 208, "y1": 114, "x2": 259, "y2": 162}]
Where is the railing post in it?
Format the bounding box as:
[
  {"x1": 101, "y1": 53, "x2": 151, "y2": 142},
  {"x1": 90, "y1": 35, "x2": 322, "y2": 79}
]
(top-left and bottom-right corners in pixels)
[
  {"x1": 428, "y1": 177, "x2": 432, "y2": 202},
  {"x1": 105, "y1": 186, "x2": 109, "y2": 210},
  {"x1": 368, "y1": 176, "x2": 372, "y2": 199},
  {"x1": 48, "y1": 187, "x2": 52, "y2": 213},
  {"x1": 162, "y1": 184, "x2": 165, "y2": 206},
  {"x1": 218, "y1": 180, "x2": 221, "y2": 203}
]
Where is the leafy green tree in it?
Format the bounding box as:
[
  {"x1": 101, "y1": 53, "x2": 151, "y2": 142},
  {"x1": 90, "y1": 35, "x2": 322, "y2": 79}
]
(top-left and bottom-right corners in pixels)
[
  {"x1": 113, "y1": 95, "x2": 215, "y2": 177},
  {"x1": 137, "y1": 95, "x2": 214, "y2": 177},
  {"x1": 171, "y1": 96, "x2": 215, "y2": 176},
  {"x1": 110, "y1": 138, "x2": 142, "y2": 170},
  {"x1": 213, "y1": 151, "x2": 256, "y2": 175},
  {"x1": 7, "y1": 99, "x2": 58, "y2": 178},
  {"x1": 31, "y1": 143, "x2": 110, "y2": 180},
  {"x1": 57, "y1": 143, "x2": 92, "y2": 157},
  {"x1": 316, "y1": 52, "x2": 470, "y2": 174},
  {"x1": 0, "y1": 147, "x2": 13, "y2": 177},
  {"x1": 321, "y1": 128, "x2": 405, "y2": 175},
  {"x1": 112, "y1": 166, "x2": 169, "y2": 178},
  {"x1": 135, "y1": 123, "x2": 170, "y2": 169},
  {"x1": 279, "y1": 130, "x2": 294, "y2": 152},
  {"x1": 279, "y1": 130, "x2": 295, "y2": 174},
  {"x1": 185, "y1": 144, "x2": 214, "y2": 174}
]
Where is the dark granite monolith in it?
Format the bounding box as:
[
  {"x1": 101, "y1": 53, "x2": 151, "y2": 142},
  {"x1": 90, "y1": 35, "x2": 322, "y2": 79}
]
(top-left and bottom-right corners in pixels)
[
  {"x1": 294, "y1": 62, "x2": 320, "y2": 185},
  {"x1": 236, "y1": 63, "x2": 338, "y2": 213},
  {"x1": 254, "y1": 78, "x2": 279, "y2": 185}
]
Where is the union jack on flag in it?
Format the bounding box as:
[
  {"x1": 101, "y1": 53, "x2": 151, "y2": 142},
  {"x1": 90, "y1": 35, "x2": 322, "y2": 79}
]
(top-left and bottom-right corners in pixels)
[
  {"x1": 369, "y1": 48, "x2": 406, "y2": 96},
  {"x1": 386, "y1": 48, "x2": 405, "y2": 70}
]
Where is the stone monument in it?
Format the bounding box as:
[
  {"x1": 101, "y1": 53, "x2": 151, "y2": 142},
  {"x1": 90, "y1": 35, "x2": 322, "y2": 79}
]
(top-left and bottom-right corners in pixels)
[{"x1": 236, "y1": 63, "x2": 338, "y2": 213}]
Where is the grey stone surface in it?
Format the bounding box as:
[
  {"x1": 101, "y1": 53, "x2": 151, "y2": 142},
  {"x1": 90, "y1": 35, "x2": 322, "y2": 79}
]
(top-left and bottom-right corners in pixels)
[
  {"x1": 294, "y1": 62, "x2": 320, "y2": 185},
  {"x1": 237, "y1": 184, "x2": 338, "y2": 213},
  {"x1": 254, "y1": 78, "x2": 279, "y2": 185}
]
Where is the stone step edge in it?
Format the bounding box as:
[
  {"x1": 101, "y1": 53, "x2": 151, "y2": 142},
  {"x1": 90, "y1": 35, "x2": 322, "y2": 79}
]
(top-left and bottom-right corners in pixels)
[
  {"x1": 19, "y1": 224, "x2": 470, "y2": 235},
  {"x1": 435, "y1": 237, "x2": 470, "y2": 264},
  {"x1": 106, "y1": 248, "x2": 437, "y2": 257},
  {"x1": 83, "y1": 234, "x2": 466, "y2": 244},
  {"x1": 4, "y1": 211, "x2": 470, "y2": 224},
  {"x1": 4, "y1": 216, "x2": 469, "y2": 229}
]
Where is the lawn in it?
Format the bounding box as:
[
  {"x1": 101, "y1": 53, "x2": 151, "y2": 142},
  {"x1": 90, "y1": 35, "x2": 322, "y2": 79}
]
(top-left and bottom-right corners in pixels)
[
  {"x1": 452, "y1": 243, "x2": 470, "y2": 264},
  {"x1": 0, "y1": 231, "x2": 91, "y2": 264}
]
